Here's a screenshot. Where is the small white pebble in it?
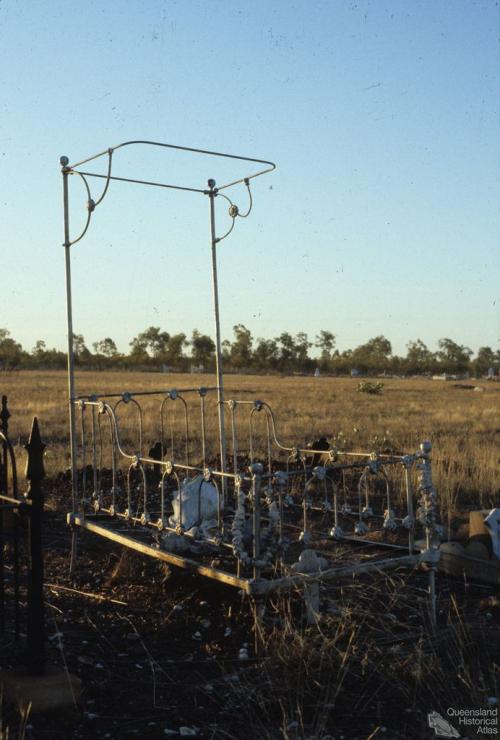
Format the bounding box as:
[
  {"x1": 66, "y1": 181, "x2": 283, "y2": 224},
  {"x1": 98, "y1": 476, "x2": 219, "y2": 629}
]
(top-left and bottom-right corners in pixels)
[
  {"x1": 224, "y1": 627, "x2": 232, "y2": 637},
  {"x1": 200, "y1": 619, "x2": 211, "y2": 629},
  {"x1": 487, "y1": 696, "x2": 498, "y2": 706},
  {"x1": 192, "y1": 631, "x2": 202, "y2": 640},
  {"x1": 173, "y1": 604, "x2": 183, "y2": 611},
  {"x1": 179, "y1": 727, "x2": 198, "y2": 736}
]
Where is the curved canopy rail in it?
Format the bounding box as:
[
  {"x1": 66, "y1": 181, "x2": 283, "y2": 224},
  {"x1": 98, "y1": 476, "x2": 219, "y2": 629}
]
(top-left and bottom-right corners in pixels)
[{"x1": 61, "y1": 140, "x2": 276, "y2": 512}]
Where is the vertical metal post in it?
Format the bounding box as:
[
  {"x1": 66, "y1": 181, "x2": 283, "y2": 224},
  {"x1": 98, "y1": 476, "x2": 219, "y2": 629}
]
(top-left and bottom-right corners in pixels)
[
  {"x1": 404, "y1": 461, "x2": 415, "y2": 554},
  {"x1": 0, "y1": 396, "x2": 8, "y2": 636},
  {"x1": 25, "y1": 417, "x2": 46, "y2": 676},
  {"x1": 251, "y1": 463, "x2": 263, "y2": 581},
  {"x1": 207, "y1": 180, "x2": 227, "y2": 498},
  {"x1": 61, "y1": 156, "x2": 79, "y2": 571}
]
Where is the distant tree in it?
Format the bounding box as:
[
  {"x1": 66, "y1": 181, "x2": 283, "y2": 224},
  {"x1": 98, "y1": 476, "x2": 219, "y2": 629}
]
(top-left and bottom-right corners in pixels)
[
  {"x1": 405, "y1": 339, "x2": 435, "y2": 375},
  {"x1": 473, "y1": 346, "x2": 497, "y2": 377},
  {"x1": 32, "y1": 340, "x2": 47, "y2": 356},
  {"x1": 92, "y1": 338, "x2": 118, "y2": 358},
  {"x1": 253, "y1": 338, "x2": 279, "y2": 371},
  {"x1": 229, "y1": 324, "x2": 253, "y2": 371},
  {"x1": 331, "y1": 348, "x2": 353, "y2": 375},
  {"x1": 30, "y1": 339, "x2": 65, "y2": 369},
  {"x1": 163, "y1": 333, "x2": 188, "y2": 368},
  {"x1": 190, "y1": 329, "x2": 215, "y2": 369},
  {"x1": 0, "y1": 329, "x2": 23, "y2": 368},
  {"x1": 71, "y1": 333, "x2": 91, "y2": 365},
  {"x1": 276, "y1": 332, "x2": 296, "y2": 370},
  {"x1": 351, "y1": 335, "x2": 392, "y2": 374},
  {"x1": 315, "y1": 330, "x2": 336, "y2": 370},
  {"x1": 436, "y1": 338, "x2": 473, "y2": 375},
  {"x1": 294, "y1": 332, "x2": 312, "y2": 371},
  {"x1": 129, "y1": 327, "x2": 170, "y2": 358},
  {"x1": 221, "y1": 339, "x2": 231, "y2": 364}
]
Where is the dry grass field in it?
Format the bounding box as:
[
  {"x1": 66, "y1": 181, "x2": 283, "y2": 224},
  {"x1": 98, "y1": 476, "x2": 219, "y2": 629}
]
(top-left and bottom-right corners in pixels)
[
  {"x1": 1, "y1": 369, "x2": 498, "y2": 511},
  {"x1": 1, "y1": 370, "x2": 500, "y2": 738}
]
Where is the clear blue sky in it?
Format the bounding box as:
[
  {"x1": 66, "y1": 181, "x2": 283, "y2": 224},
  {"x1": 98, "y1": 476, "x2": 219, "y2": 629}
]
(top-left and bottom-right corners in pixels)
[{"x1": 1, "y1": 0, "x2": 499, "y2": 357}]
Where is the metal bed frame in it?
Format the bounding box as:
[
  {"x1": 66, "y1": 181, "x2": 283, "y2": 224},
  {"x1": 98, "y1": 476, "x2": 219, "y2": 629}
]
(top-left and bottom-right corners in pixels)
[{"x1": 60, "y1": 141, "x2": 441, "y2": 621}]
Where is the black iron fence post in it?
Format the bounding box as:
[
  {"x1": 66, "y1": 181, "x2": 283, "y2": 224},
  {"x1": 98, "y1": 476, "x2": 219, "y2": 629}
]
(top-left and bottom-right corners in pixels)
[
  {"x1": 0, "y1": 395, "x2": 10, "y2": 636},
  {"x1": 25, "y1": 417, "x2": 46, "y2": 676}
]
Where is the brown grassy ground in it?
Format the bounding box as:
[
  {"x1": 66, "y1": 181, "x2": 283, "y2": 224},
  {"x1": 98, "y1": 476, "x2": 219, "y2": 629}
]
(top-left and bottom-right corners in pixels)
[
  {"x1": 1, "y1": 370, "x2": 498, "y2": 511},
  {"x1": 1, "y1": 371, "x2": 499, "y2": 738}
]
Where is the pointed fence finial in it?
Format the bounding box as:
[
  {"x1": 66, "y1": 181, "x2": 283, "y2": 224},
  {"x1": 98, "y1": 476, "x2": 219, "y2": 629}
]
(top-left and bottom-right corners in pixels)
[
  {"x1": 0, "y1": 395, "x2": 10, "y2": 435},
  {"x1": 25, "y1": 417, "x2": 46, "y2": 482}
]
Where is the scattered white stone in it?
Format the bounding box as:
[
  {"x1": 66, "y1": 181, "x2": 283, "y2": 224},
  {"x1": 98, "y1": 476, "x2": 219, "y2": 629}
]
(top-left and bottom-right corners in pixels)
[
  {"x1": 200, "y1": 619, "x2": 211, "y2": 629},
  {"x1": 135, "y1": 663, "x2": 143, "y2": 669},
  {"x1": 487, "y1": 697, "x2": 498, "y2": 706},
  {"x1": 163, "y1": 730, "x2": 177, "y2": 736},
  {"x1": 179, "y1": 727, "x2": 199, "y2": 736},
  {"x1": 77, "y1": 655, "x2": 93, "y2": 665},
  {"x1": 85, "y1": 713, "x2": 98, "y2": 720},
  {"x1": 224, "y1": 626, "x2": 232, "y2": 637},
  {"x1": 95, "y1": 662, "x2": 104, "y2": 669},
  {"x1": 173, "y1": 604, "x2": 184, "y2": 612},
  {"x1": 192, "y1": 631, "x2": 202, "y2": 640},
  {"x1": 238, "y1": 646, "x2": 249, "y2": 660}
]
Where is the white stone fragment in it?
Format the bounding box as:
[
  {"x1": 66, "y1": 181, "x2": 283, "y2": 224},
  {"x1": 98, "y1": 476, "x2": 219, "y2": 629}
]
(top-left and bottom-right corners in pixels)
[
  {"x1": 291, "y1": 549, "x2": 328, "y2": 574},
  {"x1": 169, "y1": 475, "x2": 219, "y2": 532}
]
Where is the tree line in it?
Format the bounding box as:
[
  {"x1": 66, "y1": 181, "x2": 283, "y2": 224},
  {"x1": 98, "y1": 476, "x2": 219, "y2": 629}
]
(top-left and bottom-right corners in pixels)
[{"x1": 0, "y1": 326, "x2": 498, "y2": 377}]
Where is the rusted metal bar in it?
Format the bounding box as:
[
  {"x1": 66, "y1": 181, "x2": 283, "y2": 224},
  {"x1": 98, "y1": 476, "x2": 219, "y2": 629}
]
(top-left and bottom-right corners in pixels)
[
  {"x1": 208, "y1": 179, "x2": 228, "y2": 502},
  {"x1": 249, "y1": 554, "x2": 420, "y2": 597},
  {"x1": 68, "y1": 514, "x2": 253, "y2": 593},
  {"x1": 25, "y1": 417, "x2": 46, "y2": 676},
  {"x1": 76, "y1": 386, "x2": 219, "y2": 401}
]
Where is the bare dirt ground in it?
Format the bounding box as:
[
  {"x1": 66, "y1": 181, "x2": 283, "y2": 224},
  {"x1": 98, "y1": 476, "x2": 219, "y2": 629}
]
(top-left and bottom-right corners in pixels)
[{"x1": 1, "y1": 475, "x2": 499, "y2": 740}]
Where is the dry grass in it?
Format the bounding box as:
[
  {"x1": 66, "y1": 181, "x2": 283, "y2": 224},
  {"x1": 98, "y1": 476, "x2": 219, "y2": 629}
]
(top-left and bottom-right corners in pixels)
[
  {"x1": 1, "y1": 370, "x2": 499, "y2": 512},
  {"x1": 2, "y1": 370, "x2": 499, "y2": 738}
]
